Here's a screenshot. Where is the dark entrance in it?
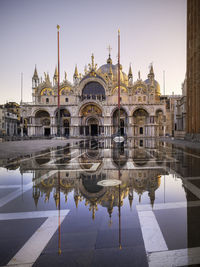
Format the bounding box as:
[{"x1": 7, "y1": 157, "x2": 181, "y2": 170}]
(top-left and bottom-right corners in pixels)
[
  {"x1": 44, "y1": 128, "x2": 50, "y2": 136},
  {"x1": 64, "y1": 127, "x2": 69, "y2": 136},
  {"x1": 91, "y1": 124, "x2": 98, "y2": 136}
]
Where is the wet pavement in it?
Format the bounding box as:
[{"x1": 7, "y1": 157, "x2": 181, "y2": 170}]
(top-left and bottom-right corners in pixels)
[{"x1": 0, "y1": 138, "x2": 200, "y2": 266}]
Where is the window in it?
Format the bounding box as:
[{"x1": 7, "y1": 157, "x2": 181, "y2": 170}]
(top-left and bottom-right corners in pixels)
[
  {"x1": 140, "y1": 127, "x2": 143, "y2": 134},
  {"x1": 65, "y1": 98, "x2": 68, "y2": 102},
  {"x1": 46, "y1": 98, "x2": 49, "y2": 103}
]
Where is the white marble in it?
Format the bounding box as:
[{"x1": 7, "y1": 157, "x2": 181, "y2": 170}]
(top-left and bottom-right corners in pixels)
[
  {"x1": 183, "y1": 180, "x2": 200, "y2": 199},
  {"x1": 138, "y1": 210, "x2": 168, "y2": 253},
  {"x1": 0, "y1": 210, "x2": 69, "y2": 220},
  {"x1": 149, "y1": 247, "x2": 200, "y2": 267},
  {"x1": 6, "y1": 210, "x2": 69, "y2": 266}
]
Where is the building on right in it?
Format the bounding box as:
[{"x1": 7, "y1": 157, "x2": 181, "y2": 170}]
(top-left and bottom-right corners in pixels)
[{"x1": 186, "y1": 0, "x2": 200, "y2": 139}]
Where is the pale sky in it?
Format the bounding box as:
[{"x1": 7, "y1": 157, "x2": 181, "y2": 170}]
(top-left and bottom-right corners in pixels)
[{"x1": 0, "y1": 0, "x2": 186, "y2": 104}]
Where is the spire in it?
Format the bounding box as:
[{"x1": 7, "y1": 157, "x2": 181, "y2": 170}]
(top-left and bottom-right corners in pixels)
[
  {"x1": 54, "y1": 66, "x2": 58, "y2": 84},
  {"x1": 138, "y1": 71, "x2": 141, "y2": 80},
  {"x1": 88, "y1": 53, "x2": 97, "y2": 77},
  {"x1": 148, "y1": 63, "x2": 155, "y2": 80},
  {"x1": 73, "y1": 65, "x2": 79, "y2": 79},
  {"x1": 32, "y1": 65, "x2": 39, "y2": 79},
  {"x1": 64, "y1": 71, "x2": 67, "y2": 81},
  {"x1": 107, "y1": 45, "x2": 112, "y2": 64},
  {"x1": 128, "y1": 64, "x2": 133, "y2": 80}
]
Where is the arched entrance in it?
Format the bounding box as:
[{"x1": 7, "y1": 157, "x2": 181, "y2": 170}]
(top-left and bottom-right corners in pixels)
[
  {"x1": 112, "y1": 108, "x2": 128, "y2": 136},
  {"x1": 35, "y1": 110, "x2": 50, "y2": 136},
  {"x1": 55, "y1": 108, "x2": 71, "y2": 136},
  {"x1": 80, "y1": 104, "x2": 102, "y2": 137},
  {"x1": 133, "y1": 109, "x2": 149, "y2": 137},
  {"x1": 87, "y1": 117, "x2": 99, "y2": 136}
]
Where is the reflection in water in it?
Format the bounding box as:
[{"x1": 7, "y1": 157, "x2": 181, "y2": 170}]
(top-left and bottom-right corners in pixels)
[{"x1": 1, "y1": 139, "x2": 200, "y2": 258}]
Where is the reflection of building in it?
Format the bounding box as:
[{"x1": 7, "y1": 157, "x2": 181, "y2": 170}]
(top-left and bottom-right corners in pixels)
[
  {"x1": 16, "y1": 142, "x2": 168, "y2": 219},
  {"x1": 186, "y1": 0, "x2": 200, "y2": 137},
  {"x1": 21, "y1": 53, "x2": 176, "y2": 140}
]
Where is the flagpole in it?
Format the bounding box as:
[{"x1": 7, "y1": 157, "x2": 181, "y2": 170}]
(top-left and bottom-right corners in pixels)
[
  {"x1": 118, "y1": 29, "x2": 121, "y2": 135},
  {"x1": 57, "y1": 25, "x2": 61, "y2": 137}
]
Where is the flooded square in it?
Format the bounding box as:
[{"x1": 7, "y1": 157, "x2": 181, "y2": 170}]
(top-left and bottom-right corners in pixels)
[{"x1": 0, "y1": 138, "x2": 200, "y2": 267}]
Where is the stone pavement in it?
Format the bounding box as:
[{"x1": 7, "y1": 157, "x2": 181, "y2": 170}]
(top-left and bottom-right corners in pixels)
[{"x1": 0, "y1": 139, "x2": 78, "y2": 159}]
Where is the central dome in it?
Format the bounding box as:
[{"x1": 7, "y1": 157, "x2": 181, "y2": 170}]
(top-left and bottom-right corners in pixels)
[{"x1": 97, "y1": 62, "x2": 128, "y2": 85}]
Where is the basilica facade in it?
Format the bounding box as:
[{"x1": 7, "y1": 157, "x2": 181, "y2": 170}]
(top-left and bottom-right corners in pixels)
[{"x1": 21, "y1": 53, "x2": 168, "y2": 143}]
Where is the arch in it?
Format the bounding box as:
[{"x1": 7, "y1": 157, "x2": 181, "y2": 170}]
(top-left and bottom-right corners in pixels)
[
  {"x1": 81, "y1": 81, "x2": 106, "y2": 102},
  {"x1": 55, "y1": 108, "x2": 71, "y2": 117},
  {"x1": 55, "y1": 108, "x2": 71, "y2": 136},
  {"x1": 79, "y1": 103, "x2": 102, "y2": 117},
  {"x1": 132, "y1": 108, "x2": 149, "y2": 137},
  {"x1": 34, "y1": 109, "x2": 51, "y2": 136},
  {"x1": 133, "y1": 108, "x2": 149, "y2": 117},
  {"x1": 112, "y1": 107, "x2": 128, "y2": 136},
  {"x1": 79, "y1": 103, "x2": 103, "y2": 137}
]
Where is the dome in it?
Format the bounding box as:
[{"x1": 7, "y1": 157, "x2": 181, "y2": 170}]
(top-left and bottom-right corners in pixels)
[
  {"x1": 97, "y1": 63, "x2": 128, "y2": 85},
  {"x1": 144, "y1": 78, "x2": 161, "y2": 95}
]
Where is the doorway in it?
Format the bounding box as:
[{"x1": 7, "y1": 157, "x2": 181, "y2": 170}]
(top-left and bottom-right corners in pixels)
[
  {"x1": 44, "y1": 128, "x2": 50, "y2": 136},
  {"x1": 91, "y1": 124, "x2": 98, "y2": 136}
]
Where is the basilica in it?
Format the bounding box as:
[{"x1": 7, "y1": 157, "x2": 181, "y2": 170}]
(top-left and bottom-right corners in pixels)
[{"x1": 21, "y1": 52, "x2": 169, "y2": 144}]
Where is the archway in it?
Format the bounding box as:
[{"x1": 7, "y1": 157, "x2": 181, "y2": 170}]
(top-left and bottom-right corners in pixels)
[
  {"x1": 55, "y1": 108, "x2": 71, "y2": 136},
  {"x1": 112, "y1": 108, "x2": 128, "y2": 136},
  {"x1": 35, "y1": 110, "x2": 50, "y2": 136},
  {"x1": 80, "y1": 104, "x2": 102, "y2": 136},
  {"x1": 87, "y1": 117, "x2": 99, "y2": 136},
  {"x1": 133, "y1": 109, "x2": 149, "y2": 137}
]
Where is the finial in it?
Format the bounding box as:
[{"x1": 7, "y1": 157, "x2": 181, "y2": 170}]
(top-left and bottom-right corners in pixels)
[
  {"x1": 57, "y1": 25, "x2": 60, "y2": 31},
  {"x1": 33, "y1": 65, "x2": 39, "y2": 79},
  {"x1": 91, "y1": 53, "x2": 94, "y2": 69},
  {"x1": 138, "y1": 71, "x2": 141, "y2": 80},
  {"x1": 148, "y1": 62, "x2": 155, "y2": 80},
  {"x1": 128, "y1": 63, "x2": 133, "y2": 79},
  {"x1": 107, "y1": 45, "x2": 112, "y2": 64},
  {"x1": 64, "y1": 71, "x2": 67, "y2": 80},
  {"x1": 118, "y1": 29, "x2": 120, "y2": 34},
  {"x1": 84, "y1": 65, "x2": 88, "y2": 74},
  {"x1": 74, "y1": 65, "x2": 79, "y2": 78}
]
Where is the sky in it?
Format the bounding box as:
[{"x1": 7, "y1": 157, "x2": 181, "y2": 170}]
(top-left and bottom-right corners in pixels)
[{"x1": 0, "y1": 0, "x2": 186, "y2": 104}]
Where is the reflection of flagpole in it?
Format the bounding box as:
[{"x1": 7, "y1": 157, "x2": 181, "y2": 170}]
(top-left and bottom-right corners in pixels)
[
  {"x1": 57, "y1": 25, "x2": 61, "y2": 137},
  {"x1": 118, "y1": 29, "x2": 121, "y2": 134},
  {"x1": 164, "y1": 174, "x2": 166, "y2": 203},
  {"x1": 58, "y1": 171, "x2": 61, "y2": 255},
  {"x1": 21, "y1": 173, "x2": 23, "y2": 201},
  {"x1": 118, "y1": 155, "x2": 122, "y2": 249}
]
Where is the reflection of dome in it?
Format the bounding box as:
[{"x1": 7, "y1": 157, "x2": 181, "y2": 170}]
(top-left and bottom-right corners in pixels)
[
  {"x1": 98, "y1": 63, "x2": 128, "y2": 85},
  {"x1": 82, "y1": 178, "x2": 103, "y2": 194},
  {"x1": 144, "y1": 78, "x2": 160, "y2": 95}
]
